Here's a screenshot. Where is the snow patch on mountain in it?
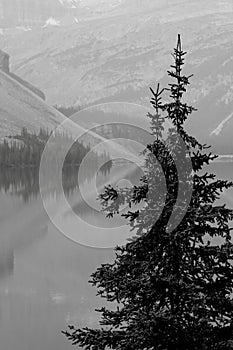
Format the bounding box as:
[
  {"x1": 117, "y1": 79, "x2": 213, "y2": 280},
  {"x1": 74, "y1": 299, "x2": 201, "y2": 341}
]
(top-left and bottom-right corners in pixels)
[
  {"x1": 210, "y1": 112, "x2": 233, "y2": 136},
  {"x1": 42, "y1": 17, "x2": 61, "y2": 28}
]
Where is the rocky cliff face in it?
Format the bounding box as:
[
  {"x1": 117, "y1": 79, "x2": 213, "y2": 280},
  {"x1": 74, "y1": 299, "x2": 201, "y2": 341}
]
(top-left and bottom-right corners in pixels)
[{"x1": 0, "y1": 49, "x2": 45, "y2": 100}]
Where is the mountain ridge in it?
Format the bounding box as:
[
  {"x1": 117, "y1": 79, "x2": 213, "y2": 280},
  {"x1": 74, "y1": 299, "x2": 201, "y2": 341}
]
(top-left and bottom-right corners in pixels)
[{"x1": 2, "y1": 0, "x2": 233, "y2": 154}]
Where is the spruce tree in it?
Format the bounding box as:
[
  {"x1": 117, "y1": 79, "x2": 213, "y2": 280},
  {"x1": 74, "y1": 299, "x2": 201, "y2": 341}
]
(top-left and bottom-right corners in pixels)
[{"x1": 64, "y1": 35, "x2": 233, "y2": 350}]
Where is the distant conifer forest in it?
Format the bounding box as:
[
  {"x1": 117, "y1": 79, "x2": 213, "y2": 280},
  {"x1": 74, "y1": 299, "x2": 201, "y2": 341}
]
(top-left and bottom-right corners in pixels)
[{"x1": 0, "y1": 127, "x2": 111, "y2": 168}]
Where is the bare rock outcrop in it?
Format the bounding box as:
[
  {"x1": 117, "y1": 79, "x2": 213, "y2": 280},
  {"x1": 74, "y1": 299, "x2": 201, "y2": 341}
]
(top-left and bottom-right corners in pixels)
[{"x1": 0, "y1": 50, "x2": 10, "y2": 73}]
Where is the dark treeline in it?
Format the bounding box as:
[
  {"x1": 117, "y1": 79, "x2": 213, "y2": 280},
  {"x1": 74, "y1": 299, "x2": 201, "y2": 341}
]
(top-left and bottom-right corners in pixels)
[
  {"x1": 0, "y1": 127, "x2": 112, "y2": 202},
  {"x1": 0, "y1": 127, "x2": 111, "y2": 168}
]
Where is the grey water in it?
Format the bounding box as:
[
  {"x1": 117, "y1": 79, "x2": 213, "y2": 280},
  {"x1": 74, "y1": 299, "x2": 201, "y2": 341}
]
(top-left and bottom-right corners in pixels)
[
  {"x1": 0, "y1": 162, "x2": 143, "y2": 350},
  {"x1": 0, "y1": 161, "x2": 232, "y2": 350}
]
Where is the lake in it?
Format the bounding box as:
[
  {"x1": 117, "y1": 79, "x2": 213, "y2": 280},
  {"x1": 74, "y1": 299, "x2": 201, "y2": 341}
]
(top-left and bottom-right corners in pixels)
[
  {"x1": 0, "y1": 161, "x2": 233, "y2": 350},
  {"x1": 0, "y1": 162, "x2": 143, "y2": 350}
]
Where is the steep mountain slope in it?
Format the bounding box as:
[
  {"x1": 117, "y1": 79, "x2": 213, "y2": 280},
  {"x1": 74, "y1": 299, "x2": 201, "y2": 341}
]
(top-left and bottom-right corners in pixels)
[
  {"x1": 0, "y1": 69, "x2": 66, "y2": 138},
  {"x1": 0, "y1": 70, "x2": 144, "y2": 163},
  {"x1": 0, "y1": 49, "x2": 45, "y2": 99},
  {"x1": 2, "y1": 0, "x2": 233, "y2": 153}
]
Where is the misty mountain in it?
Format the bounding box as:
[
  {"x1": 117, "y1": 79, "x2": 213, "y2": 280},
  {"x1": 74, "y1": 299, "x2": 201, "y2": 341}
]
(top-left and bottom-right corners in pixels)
[
  {"x1": 0, "y1": 0, "x2": 65, "y2": 28},
  {"x1": 1, "y1": 0, "x2": 233, "y2": 153},
  {"x1": 0, "y1": 0, "x2": 129, "y2": 28}
]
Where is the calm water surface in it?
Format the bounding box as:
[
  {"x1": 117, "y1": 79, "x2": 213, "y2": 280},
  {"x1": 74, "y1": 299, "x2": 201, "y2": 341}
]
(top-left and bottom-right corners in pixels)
[
  {"x1": 0, "y1": 162, "x2": 233, "y2": 350},
  {"x1": 0, "y1": 163, "x2": 142, "y2": 350}
]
